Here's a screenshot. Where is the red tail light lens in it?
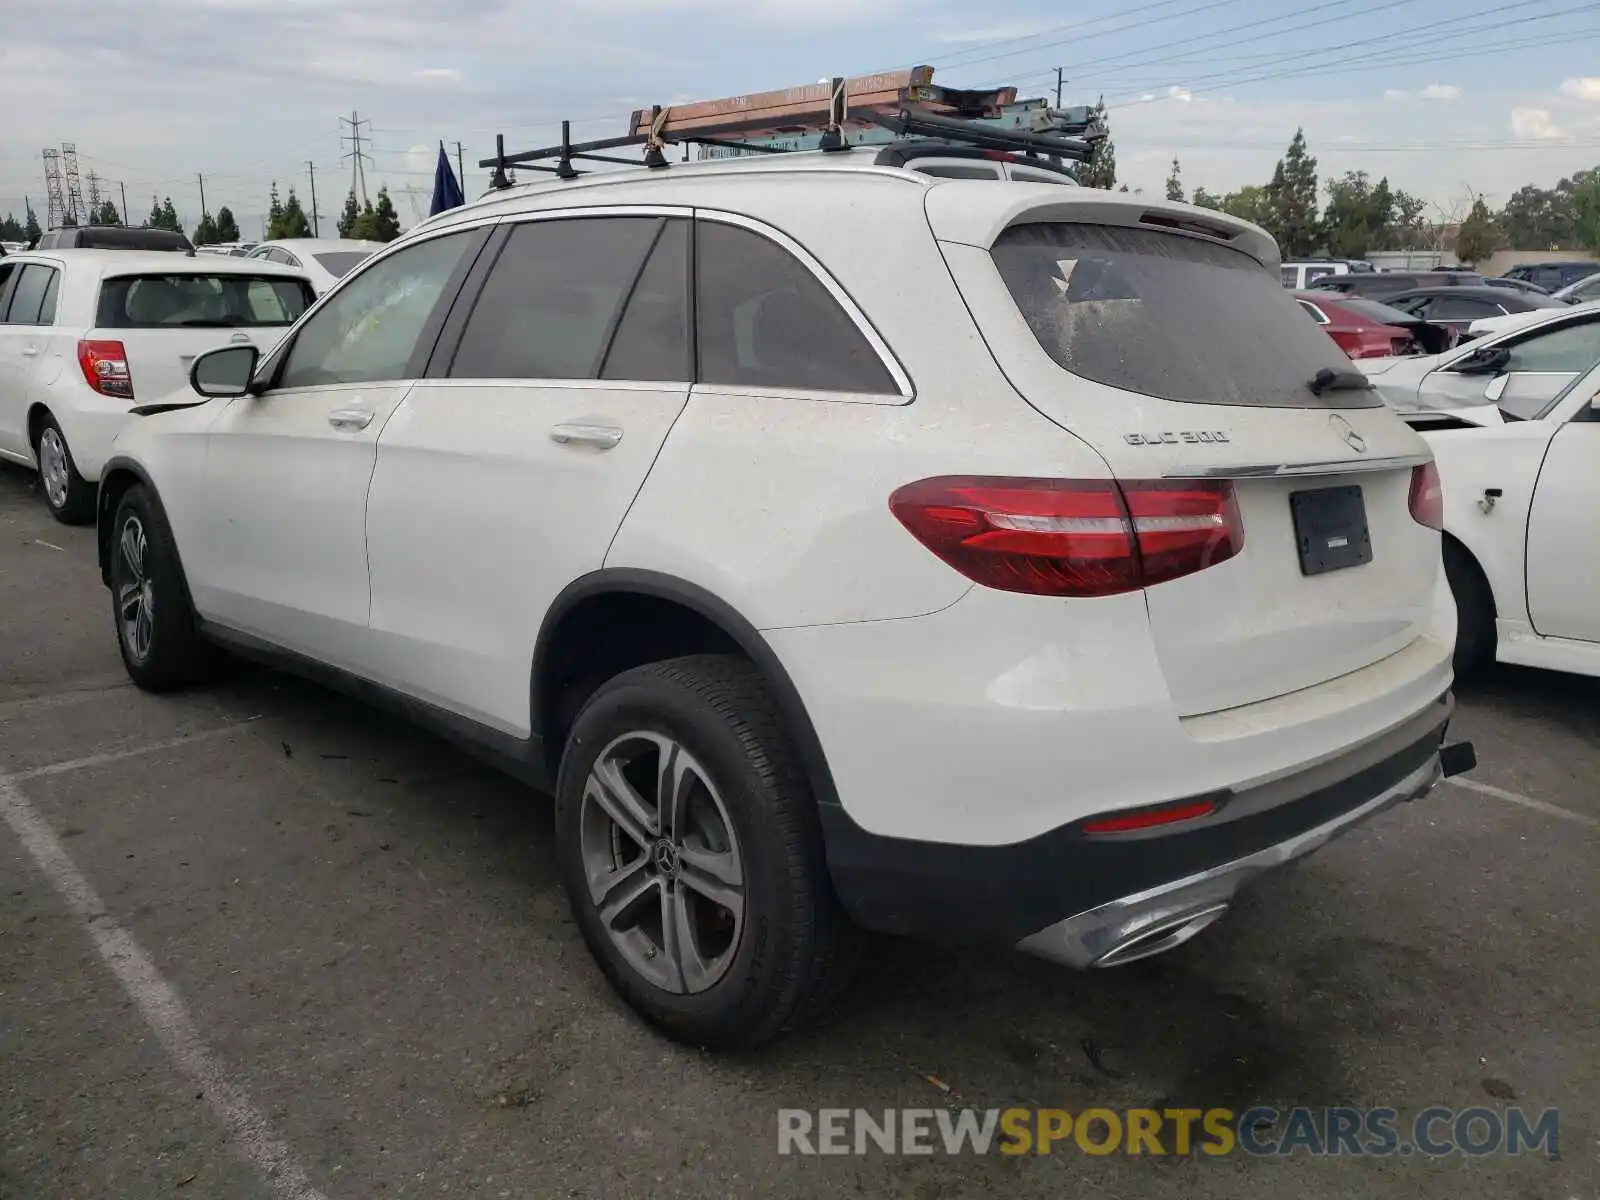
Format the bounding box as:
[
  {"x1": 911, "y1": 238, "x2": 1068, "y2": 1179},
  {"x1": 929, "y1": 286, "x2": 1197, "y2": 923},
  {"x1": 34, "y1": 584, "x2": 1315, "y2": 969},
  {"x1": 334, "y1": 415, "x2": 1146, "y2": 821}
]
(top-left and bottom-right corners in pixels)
[
  {"x1": 888, "y1": 476, "x2": 1243, "y2": 597},
  {"x1": 77, "y1": 340, "x2": 134, "y2": 399},
  {"x1": 1082, "y1": 796, "x2": 1220, "y2": 835},
  {"x1": 1408, "y1": 462, "x2": 1443, "y2": 530}
]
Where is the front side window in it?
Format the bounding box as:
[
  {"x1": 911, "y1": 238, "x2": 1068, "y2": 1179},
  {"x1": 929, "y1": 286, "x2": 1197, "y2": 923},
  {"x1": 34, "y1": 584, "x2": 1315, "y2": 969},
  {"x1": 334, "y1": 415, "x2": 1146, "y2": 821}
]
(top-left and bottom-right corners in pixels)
[
  {"x1": 1502, "y1": 319, "x2": 1600, "y2": 374},
  {"x1": 695, "y1": 220, "x2": 897, "y2": 394},
  {"x1": 4, "y1": 265, "x2": 58, "y2": 325},
  {"x1": 96, "y1": 274, "x2": 314, "y2": 328},
  {"x1": 991, "y1": 222, "x2": 1375, "y2": 408},
  {"x1": 450, "y1": 216, "x2": 667, "y2": 380},
  {"x1": 278, "y1": 232, "x2": 474, "y2": 389},
  {"x1": 312, "y1": 251, "x2": 373, "y2": 279}
]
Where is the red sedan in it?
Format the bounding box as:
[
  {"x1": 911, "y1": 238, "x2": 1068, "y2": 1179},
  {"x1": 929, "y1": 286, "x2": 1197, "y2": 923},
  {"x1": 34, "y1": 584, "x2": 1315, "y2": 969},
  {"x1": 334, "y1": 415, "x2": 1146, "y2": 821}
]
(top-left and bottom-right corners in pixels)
[{"x1": 1294, "y1": 291, "x2": 1432, "y2": 359}]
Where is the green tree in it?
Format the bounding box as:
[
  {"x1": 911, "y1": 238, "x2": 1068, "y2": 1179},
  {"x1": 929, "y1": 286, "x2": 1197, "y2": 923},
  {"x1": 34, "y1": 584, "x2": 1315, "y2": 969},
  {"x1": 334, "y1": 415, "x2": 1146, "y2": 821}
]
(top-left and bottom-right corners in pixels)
[
  {"x1": 215, "y1": 206, "x2": 240, "y2": 243},
  {"x1": 0, "y1": 214, "x2": 24, "y2": 240},
  {"x1": 1388, "y1": 190, "x2": 1429, "y2": 250},
  {"x1": 1074, "y1": 100, "x2": 1116, "y2": 189},
  {"x1": 266, "y1": 183, "x2": 284, "y2": 234},
  {"x1": 1218, "y1": 185, "x2": 1270, "y2": 227},
  {"x1": 1190, "y1": 187, "x2": 1220, "y2": 210},
  {"x1": 268, "y1": 188, "x2": 313, "y2": 239},
  {"x1": 24, "y1": 210, "x2": 41, "y2": 244},
  {"x1": 1455, "y1": 196, "x2": 1497, "y2": 265},
  {"x1": 93, "y1": 200, "x2": 121, "y2": 225},
  {"x1": 1322, "y1": 171, "x2": 1395, "y2": 259},
  {"x1": 1496, "y1": 183, "x2": 1572, "y2": 250},
  {"x1": 368, "y1": 187, "x2": 402, "y2": 242},
  {"x1": 336, "y1": 190, "x2": 361, "y2": 238},
  {"x1": 159, "y1": 197, "x2": 182, "y2": 233},
  {"x1": 1570, "y1": 170, "x2": 1600, "y2": 254},
  {"x1": 193, "y1": 213, "x2": 220, "y2": 245},
  {"x1": 146, "y1": 197, "x2": 164, "y2": 229},
  {"x1": 1164, "y1": 156, "x2": 1184, "y2": 203},
  {"x1": 1263, "y1": 128, "x2": 1320, "y2": 257}
]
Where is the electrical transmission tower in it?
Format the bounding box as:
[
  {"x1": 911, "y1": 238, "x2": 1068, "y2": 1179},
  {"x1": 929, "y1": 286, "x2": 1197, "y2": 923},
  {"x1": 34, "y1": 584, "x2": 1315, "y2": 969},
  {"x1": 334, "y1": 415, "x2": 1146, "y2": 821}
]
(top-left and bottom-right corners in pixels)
[
  {"x1": 42, "y1": 148, "x2": 67, "y2": 228},
  {"x1": 339, "y1": 111, "x2": 373, "y2": 207},
  {"x1": 62, "y1": 144, "x2": 87, "y2": 226},
  {"x1": 87, "y1": 171, "x2": 103, "y2": 221}
]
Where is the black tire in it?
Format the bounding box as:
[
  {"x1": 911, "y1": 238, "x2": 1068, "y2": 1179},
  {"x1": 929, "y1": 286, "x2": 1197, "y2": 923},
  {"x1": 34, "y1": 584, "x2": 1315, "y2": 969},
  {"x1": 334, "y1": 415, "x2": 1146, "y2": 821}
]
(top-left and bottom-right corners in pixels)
[
  {"x1": 33, "y1": 413, "x2": 96, "y2": 525},
  {"x1": 109, "y1": 484, "x2": 226, "y2": 692},
  {"x1": 1444, "y1": 539, "x2": 1495, "y2": 678},
  {"x1": 554, "y1": 654, "x2": 854, "y2": 1051}
]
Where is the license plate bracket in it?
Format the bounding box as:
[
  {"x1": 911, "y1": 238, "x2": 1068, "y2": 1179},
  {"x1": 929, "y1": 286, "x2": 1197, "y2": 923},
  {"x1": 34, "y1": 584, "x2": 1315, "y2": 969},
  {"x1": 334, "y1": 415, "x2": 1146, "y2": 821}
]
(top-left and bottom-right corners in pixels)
[{"x1": 1290, "y1": 485, "x2": 1372, "y2": 576}]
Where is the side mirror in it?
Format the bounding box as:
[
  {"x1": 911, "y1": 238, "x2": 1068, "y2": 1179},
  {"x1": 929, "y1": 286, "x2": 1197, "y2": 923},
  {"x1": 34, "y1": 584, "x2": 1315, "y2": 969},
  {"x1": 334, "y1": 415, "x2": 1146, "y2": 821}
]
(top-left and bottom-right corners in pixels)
[
  {"x1": 1456, "y1": 345, "x2": 1510, "y2": 376},
  {"x1": 190, "y1": 344, "x2": 260, "y2": 398},
  {"x1": 1483, "y1": 374, "x2": 1509, "y2": 402}
]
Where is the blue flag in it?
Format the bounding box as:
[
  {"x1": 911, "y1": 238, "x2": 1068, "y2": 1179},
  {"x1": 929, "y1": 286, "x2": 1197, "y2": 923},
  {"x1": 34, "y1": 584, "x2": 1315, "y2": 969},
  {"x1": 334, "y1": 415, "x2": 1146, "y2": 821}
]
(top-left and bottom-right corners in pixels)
[{"x1": 430, "y1": 142, "x2": 465, "y2": 215}]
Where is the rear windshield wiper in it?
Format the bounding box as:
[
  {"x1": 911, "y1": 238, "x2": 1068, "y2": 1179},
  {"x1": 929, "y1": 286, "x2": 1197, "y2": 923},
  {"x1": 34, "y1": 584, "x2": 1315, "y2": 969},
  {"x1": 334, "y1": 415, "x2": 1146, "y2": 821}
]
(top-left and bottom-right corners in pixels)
[{"x1": 1308, "y1": 366, "x2": 1375, "y2": 396}]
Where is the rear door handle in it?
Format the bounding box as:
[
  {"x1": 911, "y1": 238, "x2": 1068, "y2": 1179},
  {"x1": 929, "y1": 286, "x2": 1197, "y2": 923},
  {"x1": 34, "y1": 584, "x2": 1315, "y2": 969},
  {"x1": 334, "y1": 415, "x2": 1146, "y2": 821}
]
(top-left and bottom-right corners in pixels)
[
  {"x1": 20, "y1": 347, "x2": 38, "y2": 358},
  {"x1": 550, "y1": 423, "x2": 622, "y2": 449},
  {"x1": 328, "y1": 408, "x2": 375, "y2": 431}
]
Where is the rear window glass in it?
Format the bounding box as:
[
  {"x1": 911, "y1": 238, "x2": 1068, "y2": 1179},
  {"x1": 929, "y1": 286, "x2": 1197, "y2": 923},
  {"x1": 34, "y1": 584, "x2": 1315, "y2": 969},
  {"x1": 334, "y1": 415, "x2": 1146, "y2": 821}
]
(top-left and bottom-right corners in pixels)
[
  {"x1": 312, "y1": 251, "x2": 372, "y2": 279},
  {"x1": 97, "y1": 274, "x2": 315, "y2": 328},
  {"x1": 992, "y1": 223, "x2": 1378, "y2": 408}
]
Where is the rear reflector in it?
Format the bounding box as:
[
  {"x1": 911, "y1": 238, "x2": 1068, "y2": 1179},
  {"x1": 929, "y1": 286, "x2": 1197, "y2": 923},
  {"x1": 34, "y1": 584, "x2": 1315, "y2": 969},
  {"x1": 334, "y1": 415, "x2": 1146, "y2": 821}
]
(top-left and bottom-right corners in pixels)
[
  {"x1": 1408, "y1": 462, "x2": 1443, "y2": 530},
  {"x1": 1082, "y1": 796, "x2": 1220, "y2": 835},
  {"x1": 77, "y1": 339, "x2": 133, "y2": 399},
  {"x1": 888, "y1": 476, "x2": 1242, "y2": 597}
]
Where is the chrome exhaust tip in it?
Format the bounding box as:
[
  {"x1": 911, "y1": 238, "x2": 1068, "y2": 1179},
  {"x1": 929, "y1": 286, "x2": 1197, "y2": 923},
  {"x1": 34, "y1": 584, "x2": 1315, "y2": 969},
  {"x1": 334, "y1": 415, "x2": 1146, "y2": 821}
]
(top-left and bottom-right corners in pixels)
[{"x1": 1090, "y1": 902, "x2": 1231, "y2": 969}]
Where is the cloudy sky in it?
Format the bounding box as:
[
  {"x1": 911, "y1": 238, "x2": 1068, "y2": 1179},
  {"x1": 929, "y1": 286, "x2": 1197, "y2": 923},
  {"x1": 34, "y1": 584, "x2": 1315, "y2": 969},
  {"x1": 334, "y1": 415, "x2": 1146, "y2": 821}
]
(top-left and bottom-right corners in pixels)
[{"x1": 1, "y1": 0, "x2": 1597, "y2": 236}]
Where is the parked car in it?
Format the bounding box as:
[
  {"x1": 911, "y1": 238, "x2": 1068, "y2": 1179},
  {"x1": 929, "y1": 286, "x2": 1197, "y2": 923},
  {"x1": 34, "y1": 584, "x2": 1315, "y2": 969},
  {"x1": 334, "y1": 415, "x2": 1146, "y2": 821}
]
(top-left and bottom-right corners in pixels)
[
  {"x1": 0, "y1": 249, "x2": 315, "y2": 522},
  {"x1": 1551, "y1": 270, "x2": 1600, "y2": 305},
  {"x1": 1358, "y1": 299, "x2": 1600, "y2": 429},
  {"x1": 33, "y1": 226, "x2": 194, "y2": 253},
  {"x1": 1421, "y1": 356, "x2": 1600, "y2": 679},
  {"x1": 1378, "y1": 286, "x2": 1564, "y2": 337},
  {"x1": 1464, "y1": 297, "x2": 1600, "y2": 341},
  {"x1": 1308, "y1": 271, "x2": 1486, "y2": 298},
  {"x1": 244, "y1": 238, "x2": 383, "y2": 295},
  {"x1": 1294, "y1": 291, "x2": 1442, "y2": 358},
  {"x1": 1280, "y1": 259, "x2": 1373, "y2": 289},
  {"x1": 1479, "y1": 275, "x2": 1550, "y2": 297},
  {"x1": 94, "y1": 150, "x2": 1472, "y2": 1049},
  {"x1": 1499, "y1": 260, "x2": 1600, "y2": 293}
]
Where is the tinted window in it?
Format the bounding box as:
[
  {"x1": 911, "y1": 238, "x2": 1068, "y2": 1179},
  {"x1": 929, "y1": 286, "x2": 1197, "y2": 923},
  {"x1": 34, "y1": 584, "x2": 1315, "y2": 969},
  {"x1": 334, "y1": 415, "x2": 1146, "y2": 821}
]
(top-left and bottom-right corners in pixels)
[
  {"x1": 1503, "y1": 319, "x2": 1600, "y2": 373},
  {"x1": 0, "y1": 263, "x2": 17, "y2": 314},
  {"x1": 4, "y1": 265, "x2": 56, "y2": 324},
  {"x1": 37, "y1": 270, "x2": 59, "y2": 324},
  {"x1": 991, "y1": 222, "x2": 1376, "y2": 408},
  {"x1": 1431, "y1": 296, "x2": 1502, "y2": 321},
  {"x1": 917, "y1": 163, "x2": 1004, "y2": 180},
  {"x1": 279, "y1": 232, "x2": 473, "y2": 389},
  {"x1": 1337, "y1": 297, "x2": 1421, "y2": 326},
  {"x1": 695, "y1": 220, "x2": 897, "y2": 394},
  {"x1": 1297, "y1": 299, "x2": 1328, "y2": 324},
  {"x1": 601, "y1": 220, "x2": 690, "y2": 382},
  {"x1": 96, "y1": 274, "x2": 314, "y2": 328},
  {"x1": 450, "y1": 217, "x2": 662, "y2": 380},
  {"x1": 312, "y1": 251, "x2": 372, "y2": 279},
  {"x1": 1571, "y1": 274, "x2": 1600, "y2": 301}
]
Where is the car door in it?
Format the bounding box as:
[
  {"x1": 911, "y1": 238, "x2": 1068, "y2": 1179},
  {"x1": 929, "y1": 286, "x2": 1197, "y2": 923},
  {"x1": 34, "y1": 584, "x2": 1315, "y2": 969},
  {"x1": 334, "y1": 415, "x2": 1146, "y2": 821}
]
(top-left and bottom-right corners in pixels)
[
  {"x1": 1424, "y1": 312, "x2": 1600, "y2": 416},
  {"x1": 0, "y1": 261, "x2": 59, "y2": 459},
  {"x1": 0, "y1": 259, "x2": 26, "y2": 457},
  {"x1": 193, "y1": 226, "x2": 488, "y2": 667},
  {"x1": 1524, "y1": 387, "x2": 1600, "y2": 643},
  {"x1": 362, "y1": 212, "x2": 694, "y2": 734}
]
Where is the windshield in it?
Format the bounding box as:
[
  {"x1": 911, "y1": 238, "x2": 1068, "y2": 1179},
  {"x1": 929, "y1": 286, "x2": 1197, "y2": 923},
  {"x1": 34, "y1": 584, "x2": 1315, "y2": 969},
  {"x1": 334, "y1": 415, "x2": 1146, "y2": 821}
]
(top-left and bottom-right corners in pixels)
[
  {"x1": 97, "y1": 274, "x2": 316, "y2": 328},
  {"x1": 992, "y1": 222, "x2": 1379, "y2": 408},
  {"x1": 312, "y1": 251, "x2": 373, "y2": 279}
]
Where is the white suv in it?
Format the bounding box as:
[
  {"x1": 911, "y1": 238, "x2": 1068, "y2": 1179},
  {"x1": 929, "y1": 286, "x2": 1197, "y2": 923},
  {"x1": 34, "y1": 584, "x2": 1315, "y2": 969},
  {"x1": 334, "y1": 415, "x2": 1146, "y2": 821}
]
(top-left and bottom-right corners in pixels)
[
  {"x1": 96, "y1": 155, "x2": 1475, "y2": 1048},
  {"x1": 0, "y1": 250, "x2": 314, "y2": 522}
]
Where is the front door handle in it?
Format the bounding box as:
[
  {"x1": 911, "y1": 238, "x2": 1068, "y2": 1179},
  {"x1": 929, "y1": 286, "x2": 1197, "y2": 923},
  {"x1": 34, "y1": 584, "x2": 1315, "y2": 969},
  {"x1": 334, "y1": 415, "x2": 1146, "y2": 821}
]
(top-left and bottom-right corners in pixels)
[
  {"x1": 550, "y1": 423, "x2": 622, "y2": 449},
  {"x1": 328, "y1": 408, "x2": 375, "y2": 431},
  {"x1": 20, "y1": 346, "x2": 38, "y2": 358}
]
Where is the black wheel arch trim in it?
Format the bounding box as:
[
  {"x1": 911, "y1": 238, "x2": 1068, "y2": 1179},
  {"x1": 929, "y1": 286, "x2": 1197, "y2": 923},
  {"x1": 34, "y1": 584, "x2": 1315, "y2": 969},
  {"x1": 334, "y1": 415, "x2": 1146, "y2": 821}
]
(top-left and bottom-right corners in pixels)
[
  {"x1": 531, "y1": 568, "x2": 843, "y2": 813},
  {"x1": 95, "y1": 456, "x2": 166, "y2": 588}
]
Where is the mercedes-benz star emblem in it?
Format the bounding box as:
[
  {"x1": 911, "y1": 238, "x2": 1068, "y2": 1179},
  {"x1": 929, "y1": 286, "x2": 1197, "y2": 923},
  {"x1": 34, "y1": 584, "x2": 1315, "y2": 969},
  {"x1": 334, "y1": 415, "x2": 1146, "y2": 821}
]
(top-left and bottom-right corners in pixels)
[{"x1": 1330, "y1": 414, "x2": 1367, "y2": 454}]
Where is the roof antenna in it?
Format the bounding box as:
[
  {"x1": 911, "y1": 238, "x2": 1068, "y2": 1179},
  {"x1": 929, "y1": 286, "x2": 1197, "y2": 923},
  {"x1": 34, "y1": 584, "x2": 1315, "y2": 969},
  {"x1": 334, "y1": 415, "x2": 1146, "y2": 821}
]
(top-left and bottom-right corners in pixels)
[
  {"x1": 489, "y1": 134, "x2": 512, "y2": 190},
  {"x1": 643, "y1": 106, "x2": 671, "y2": 169},
  {"x1": 556, "y1": 121, "x2": 579, "y2": 180},
  {"x1": 818, "y1": 76, "x2": 847, "y2": 151}
]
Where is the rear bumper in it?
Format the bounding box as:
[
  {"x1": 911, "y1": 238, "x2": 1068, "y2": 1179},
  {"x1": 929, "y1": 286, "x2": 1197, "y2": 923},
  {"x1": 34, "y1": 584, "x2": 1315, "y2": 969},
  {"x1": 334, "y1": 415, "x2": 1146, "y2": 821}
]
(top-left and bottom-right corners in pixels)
[{"x1": 818, "y1": 694, "x2": 1472, "y2": 960}]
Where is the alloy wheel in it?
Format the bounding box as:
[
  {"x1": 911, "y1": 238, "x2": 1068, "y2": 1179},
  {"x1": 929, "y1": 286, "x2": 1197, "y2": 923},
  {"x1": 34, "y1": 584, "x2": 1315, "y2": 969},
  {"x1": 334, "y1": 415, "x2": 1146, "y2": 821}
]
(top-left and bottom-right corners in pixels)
[{"x1": 116, "y1": 516, "x2": 154, "y2": 663}]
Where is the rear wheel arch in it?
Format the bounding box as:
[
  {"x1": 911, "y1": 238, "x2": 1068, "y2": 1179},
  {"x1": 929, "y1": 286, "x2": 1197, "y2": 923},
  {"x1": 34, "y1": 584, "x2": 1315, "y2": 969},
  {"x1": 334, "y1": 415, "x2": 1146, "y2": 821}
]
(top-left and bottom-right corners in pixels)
[
  {"x1": 1442, "y1": 531, "x2": 1497, "y2": 673},
  {"x1": 26, "y1": 403, "x2": 52, "y2": 453},
  {"x1": 531, "y1": 570, "x2": 842, "y2": 811}
]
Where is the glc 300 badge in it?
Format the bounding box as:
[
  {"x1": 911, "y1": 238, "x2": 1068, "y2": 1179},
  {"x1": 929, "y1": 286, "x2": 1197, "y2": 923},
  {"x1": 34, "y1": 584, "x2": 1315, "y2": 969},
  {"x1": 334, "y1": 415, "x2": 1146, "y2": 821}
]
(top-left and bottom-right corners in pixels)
[{"x1": 1124, "y1": 431, "x2": 1231, "y2": 446}]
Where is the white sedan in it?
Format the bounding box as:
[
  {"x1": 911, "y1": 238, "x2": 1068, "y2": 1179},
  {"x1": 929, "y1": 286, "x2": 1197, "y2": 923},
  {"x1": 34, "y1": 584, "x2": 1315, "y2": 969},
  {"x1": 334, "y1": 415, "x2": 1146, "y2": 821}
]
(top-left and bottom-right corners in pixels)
[
  {"x1": 1360, "y1": 302, "x2": 1600, "y2": 429},
  {"x1": 1423, "y1": 355, "x2": 1600, "y2": 679},
  {"x1": 245, "y1": 238, "x2": 381, "y2": 295}
]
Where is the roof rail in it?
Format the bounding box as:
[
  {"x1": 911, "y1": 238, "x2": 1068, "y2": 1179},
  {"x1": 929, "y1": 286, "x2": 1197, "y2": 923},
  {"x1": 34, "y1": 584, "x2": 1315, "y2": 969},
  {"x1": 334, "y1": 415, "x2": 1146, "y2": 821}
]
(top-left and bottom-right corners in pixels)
[{"x1": 477, "y1": 67, "x2": 1108, "y2": 188}]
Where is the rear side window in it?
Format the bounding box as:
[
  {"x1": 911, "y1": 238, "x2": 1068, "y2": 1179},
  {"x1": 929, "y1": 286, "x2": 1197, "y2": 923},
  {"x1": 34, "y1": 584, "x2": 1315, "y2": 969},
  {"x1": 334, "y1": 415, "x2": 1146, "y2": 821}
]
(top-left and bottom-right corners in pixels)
[
  {"x1": 4, "y1": 265, "x2": 58, "y2": 324},
  {"x1": 312, "y1": 251, "x2": 372, "y2": 279},
  {"x1": 695, "y1": 220, "x2": 897, "y2": 394},
  {"x1": 991, "y1": 222, "x2": 1377, "y2": 408},
  {"x1": 600, "y1": 219, "x2": 690, "y2": 382},
  {"x1": 451, "y1": 217, "x2": 666, "y2": 380},
  {"x1": 96, "y1": 274, "x2": 314, "y2": 328},
  {"x1": 1430, "y1": 296, "x2": 1502, "y2": 321}
]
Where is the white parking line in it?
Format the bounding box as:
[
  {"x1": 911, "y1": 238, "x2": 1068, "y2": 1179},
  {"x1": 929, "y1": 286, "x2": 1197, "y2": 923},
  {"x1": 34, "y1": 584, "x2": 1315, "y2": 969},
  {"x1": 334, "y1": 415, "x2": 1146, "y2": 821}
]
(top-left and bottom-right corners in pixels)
[
  {"x1": 1448, "y1": 776, "x2": 1600, "y2": 829},
  {"x1": 12, "y1": 719, "x2": 262, "y2": 782},
  {"x1": 0, "y1": 773, "x2": 330, "y2": 1200}
]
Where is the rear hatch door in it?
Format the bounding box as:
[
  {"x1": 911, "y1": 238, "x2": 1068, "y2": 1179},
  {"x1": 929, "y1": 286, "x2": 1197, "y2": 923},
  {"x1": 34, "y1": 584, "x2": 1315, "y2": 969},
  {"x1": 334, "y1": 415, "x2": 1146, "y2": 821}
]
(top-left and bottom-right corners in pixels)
[
  {"x1": 929, "y1": 188, "x2": 1440, "y2": 716},
  {"x1": 93, "y1": 270, "x2": 315, "y2": 400}
]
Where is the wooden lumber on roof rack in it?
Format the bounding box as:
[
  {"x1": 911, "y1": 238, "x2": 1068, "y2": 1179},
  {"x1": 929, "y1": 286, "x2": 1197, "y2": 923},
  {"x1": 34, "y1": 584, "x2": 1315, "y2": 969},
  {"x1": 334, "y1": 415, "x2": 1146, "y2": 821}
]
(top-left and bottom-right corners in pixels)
[{"x1": 624, "y1": 67, "x2": 1017, "y2": 140}]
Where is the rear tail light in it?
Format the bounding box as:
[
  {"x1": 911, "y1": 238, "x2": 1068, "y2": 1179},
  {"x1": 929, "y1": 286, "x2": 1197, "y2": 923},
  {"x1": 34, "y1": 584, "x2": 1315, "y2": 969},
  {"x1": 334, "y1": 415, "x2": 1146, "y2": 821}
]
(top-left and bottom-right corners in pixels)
[
  {"x1": 1081, "y1": 795, "x2": 1221, "y2": 835},
  {"x1": 888, "y1": 476, "x2": 1243, "y2": 598},
  {"x1": 77, "y1": 340, "x2": 133, "y2": 399},
  {"x1": 1409, "y1": 462, "x2": 1444, "y2": 530}
]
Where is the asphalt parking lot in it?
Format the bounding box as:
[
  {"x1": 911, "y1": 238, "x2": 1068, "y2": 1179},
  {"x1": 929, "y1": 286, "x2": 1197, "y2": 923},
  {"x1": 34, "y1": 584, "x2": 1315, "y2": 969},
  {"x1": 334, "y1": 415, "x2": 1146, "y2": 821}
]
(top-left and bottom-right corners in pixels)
[{"x1": 1, "y1": 461, "x2": 1596, "y2": 1200}]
